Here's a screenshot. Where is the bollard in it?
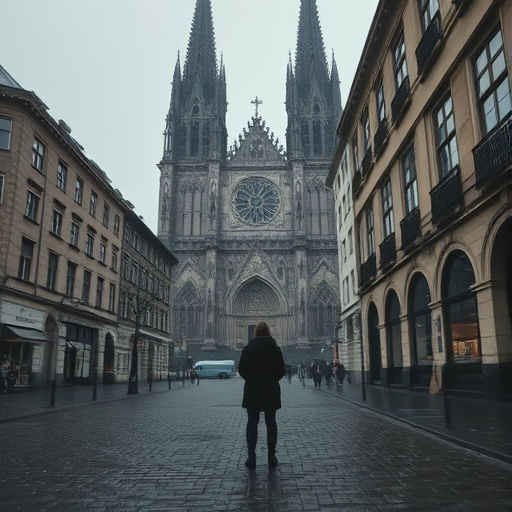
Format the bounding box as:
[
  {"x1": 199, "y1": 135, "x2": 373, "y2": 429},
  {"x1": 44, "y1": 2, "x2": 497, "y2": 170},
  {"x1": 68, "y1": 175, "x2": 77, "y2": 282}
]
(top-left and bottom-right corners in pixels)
[
  {"x1": 50, "y1": 379, "x2": 57, "y2": 407},
  {"x1": 149, "y1": 374, "x2": 152, "y2": 392}
]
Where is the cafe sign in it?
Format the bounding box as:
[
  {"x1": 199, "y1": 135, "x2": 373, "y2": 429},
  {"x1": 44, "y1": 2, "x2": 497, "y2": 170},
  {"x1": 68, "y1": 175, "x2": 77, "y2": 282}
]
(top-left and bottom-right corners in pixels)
[{"x1": 0, "y1": 301, "x2": 46, "y2": 330}]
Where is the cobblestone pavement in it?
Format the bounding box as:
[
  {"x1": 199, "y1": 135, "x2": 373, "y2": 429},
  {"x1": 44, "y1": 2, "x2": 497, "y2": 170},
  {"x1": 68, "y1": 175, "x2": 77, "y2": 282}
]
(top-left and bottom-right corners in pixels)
[{"x1": 1, "y1": 377, "x2": 511, "y2": 512}]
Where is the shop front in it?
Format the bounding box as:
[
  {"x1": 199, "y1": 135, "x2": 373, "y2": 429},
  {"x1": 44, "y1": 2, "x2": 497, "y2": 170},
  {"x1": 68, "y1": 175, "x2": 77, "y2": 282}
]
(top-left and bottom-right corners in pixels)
[
  {"x1": 0, "y1": 301, "x2": 53, "y2": 388},
  {"x1": 63, "y1": 323, "x2": 95, "y2": 384}
]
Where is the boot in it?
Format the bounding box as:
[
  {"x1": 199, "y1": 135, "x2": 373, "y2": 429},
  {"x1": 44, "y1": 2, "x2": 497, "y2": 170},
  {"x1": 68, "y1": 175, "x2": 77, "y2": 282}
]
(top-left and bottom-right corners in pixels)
[
  {"x1": 268, "y1": 449, "x2": 278, "y2": 469},
  {"x1": 245, "y1": 452, "x2": 256, "y2": 470}
]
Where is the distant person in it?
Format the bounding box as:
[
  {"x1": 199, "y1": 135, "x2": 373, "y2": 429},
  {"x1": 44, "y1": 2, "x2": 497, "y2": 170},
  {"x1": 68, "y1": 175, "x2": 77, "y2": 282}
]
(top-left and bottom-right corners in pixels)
[
  {"x1": 1, "y1": 357, "x2": 8, "y2": 393},
  {"x1": 238, "y1": 320, "x2": 286, "y2": 470}
]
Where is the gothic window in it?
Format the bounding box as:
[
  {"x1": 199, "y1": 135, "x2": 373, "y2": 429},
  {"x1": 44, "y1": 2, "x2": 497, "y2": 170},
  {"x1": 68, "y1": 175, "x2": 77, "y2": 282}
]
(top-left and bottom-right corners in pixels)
[
  {"x1": 179, "y1": 123, "x2": 187, "y2": 158},
  {"x1": 232, "y1": 178, "x2": 280, "y2": 225},
  {"x1": 179, "y1": 180, "x2": 205, "y2": 237},
  {"x1": 312, "y1": 120, "x2": 322, "y2": 156},
  {"x1": 176, "y1": 282, "x2": 202, "y2": 339},
  {"x1": 408, "y1": 273, "x2": 432, "y2": 366},
  {"x1": 310, "y1": 283, "x2": 336, "y2": 338},
  {"x1": 190, "y1": 121, "x2": 200, "y2": 157},
  {"x1": 306, "y1": 181, "x2": 331, "y2": 236},
  {"x1": 301, "y1": 122, "x2": 310, "y2": 158},
  {"x1": 202, "y1": 122, "x2": 210, "y2": 158}
]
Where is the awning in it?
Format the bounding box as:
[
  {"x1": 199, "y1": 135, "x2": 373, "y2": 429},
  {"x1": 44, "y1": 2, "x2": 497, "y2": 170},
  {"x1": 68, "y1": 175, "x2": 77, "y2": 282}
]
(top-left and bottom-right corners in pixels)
[
  {"x1": 2, "y1": 325, "x2": 50, "y2": 343},
  {"x1": 66, "y1": 341, "x2": 86, "y2": 350}
]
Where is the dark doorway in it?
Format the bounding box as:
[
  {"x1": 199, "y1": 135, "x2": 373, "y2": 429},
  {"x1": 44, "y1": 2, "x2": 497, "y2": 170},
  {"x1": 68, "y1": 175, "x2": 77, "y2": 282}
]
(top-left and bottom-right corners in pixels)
[
  {"x1": 368, "y1": 302, "x2": 382, "y2": 383},
  {"x1": 248, "y1": 325, "x2": 256, "y2": 341},
  {"x1": 103, "y1": 333, "x2": 115, "y2": 384}
]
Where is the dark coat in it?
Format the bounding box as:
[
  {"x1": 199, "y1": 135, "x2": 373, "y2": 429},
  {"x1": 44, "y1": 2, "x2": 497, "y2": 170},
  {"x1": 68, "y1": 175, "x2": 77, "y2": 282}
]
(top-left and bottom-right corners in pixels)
[{"x1": 238, "y1": 335, "x2": 286, "y2": 412}]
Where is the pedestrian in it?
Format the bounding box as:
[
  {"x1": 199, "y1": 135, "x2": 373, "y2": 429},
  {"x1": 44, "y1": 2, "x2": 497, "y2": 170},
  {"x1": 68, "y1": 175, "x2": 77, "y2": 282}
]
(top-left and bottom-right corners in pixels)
[
  {"x1": 1, "y1": 357, "x2": 8, "y2": 393},
  {"x1": 238, "y1": 320, "x2": 286, "y2": 470}
]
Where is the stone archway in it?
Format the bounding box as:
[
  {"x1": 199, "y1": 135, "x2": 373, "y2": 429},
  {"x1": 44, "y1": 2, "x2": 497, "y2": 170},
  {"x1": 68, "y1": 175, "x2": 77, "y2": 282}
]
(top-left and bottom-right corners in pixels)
[{"x1": 229, "y1": 278, "x2": 289, "y2": 345}]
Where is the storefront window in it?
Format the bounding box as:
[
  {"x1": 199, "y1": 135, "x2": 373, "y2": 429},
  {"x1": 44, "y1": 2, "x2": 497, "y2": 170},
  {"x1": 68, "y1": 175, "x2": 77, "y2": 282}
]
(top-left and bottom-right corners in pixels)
[
  {"x1": 386, "y1": 290, "x2": 403, "y2": 367},
  {"x1": 442, "y1": 251, "x2": 481, "y2": 364},
  {"x1": 409, "y1": 273, "x2": 432, "y2": 365}
]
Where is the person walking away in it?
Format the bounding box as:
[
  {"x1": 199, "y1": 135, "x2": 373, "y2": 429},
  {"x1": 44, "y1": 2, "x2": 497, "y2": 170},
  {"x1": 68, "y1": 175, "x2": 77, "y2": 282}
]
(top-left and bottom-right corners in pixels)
[
  {"x1": 1, "y1": 357, "x2": 9, "y2": 393},
  {"x1": 238, "y1": 321, "x2": 286, "y2": 470}
]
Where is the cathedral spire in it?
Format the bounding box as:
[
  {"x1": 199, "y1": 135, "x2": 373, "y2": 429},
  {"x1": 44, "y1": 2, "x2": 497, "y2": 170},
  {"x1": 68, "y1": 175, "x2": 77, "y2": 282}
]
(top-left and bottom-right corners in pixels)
[
  {"x1": 182, "y1": 0, "x2": 218, "y2": 103},
  {"x1": 294, "y1": 0, "x2": 330, "y2": 100}
]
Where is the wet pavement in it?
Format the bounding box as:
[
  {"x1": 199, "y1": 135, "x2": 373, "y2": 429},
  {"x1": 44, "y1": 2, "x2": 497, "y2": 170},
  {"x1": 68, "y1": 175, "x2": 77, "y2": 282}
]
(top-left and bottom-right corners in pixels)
[{"x1": 0, "y1": 376, "x2": 511, "y2": 511}]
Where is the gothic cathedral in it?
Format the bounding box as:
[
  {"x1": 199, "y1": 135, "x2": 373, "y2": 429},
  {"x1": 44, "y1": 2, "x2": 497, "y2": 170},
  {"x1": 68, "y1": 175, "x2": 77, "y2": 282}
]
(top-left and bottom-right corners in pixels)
[{"x1": 158, "y1": 0, "x2": 341, "y2": 360}]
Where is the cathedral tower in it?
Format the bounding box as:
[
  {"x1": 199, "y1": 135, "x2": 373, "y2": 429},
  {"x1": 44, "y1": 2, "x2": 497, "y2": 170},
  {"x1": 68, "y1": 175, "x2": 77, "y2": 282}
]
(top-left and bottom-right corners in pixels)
[{"x1": 158, "y1": 0, "x2": 340, "y2": 362}]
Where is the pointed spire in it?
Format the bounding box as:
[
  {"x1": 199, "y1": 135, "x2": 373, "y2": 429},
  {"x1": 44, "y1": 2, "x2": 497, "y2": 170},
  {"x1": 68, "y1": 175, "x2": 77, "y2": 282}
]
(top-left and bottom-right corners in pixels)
[
  {"x1": 182, "y1": 0, "x2": 218, "y2": 102},
  {"x1": 294, "y1": 0, "x2": 330, "y2": 99},
  {"x1": 330, "y1": 51, "x2": 342, "y2": 120}
]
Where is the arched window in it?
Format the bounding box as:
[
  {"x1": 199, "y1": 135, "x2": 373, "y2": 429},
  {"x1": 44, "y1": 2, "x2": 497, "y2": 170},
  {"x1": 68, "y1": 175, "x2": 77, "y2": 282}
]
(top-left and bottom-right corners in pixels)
[
  {"x1": 311, "y1": 283, "x2": 336, "y2": 338},
  {"x1": 301, "y1": 122, "x2": 310, "y2": 157},
  {"x1": 176, "y1": 282, "x2": 202, "y2": 339},
  {"x1": 386, "y1": 290, "x2": 403, "y2": 381},
  {"x1": 442, "y1": 251, "x2": 481, "y2": 364},
  {"x1": 313, "y1": 120, "x2": 322, "y2": 156},
  {"x1": 408, "y1": 273, "x2": 432, "y2": 366},
  {"x1": 190, "y1": 121, "x2": 200, "y2": 157}
]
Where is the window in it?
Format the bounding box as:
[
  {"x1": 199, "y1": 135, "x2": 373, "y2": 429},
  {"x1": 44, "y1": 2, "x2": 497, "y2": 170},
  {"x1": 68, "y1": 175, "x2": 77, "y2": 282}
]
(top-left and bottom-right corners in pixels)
[
  {"x1": 130, "y1": 262, "x2": 139, "y2": 284},
  {"x1": 120, "y1": 290, "x2": 128, "y2": 317},
  {"x1": 74, "y1": 177, "x2": 83, "y2": 204},
  {"x1": 419, "y1": 0, "x2": 439, "y2": 32},
  {"x1": 96, "y1": 277, "x2": 104, "y2": 308},
  {"x1": 352, "y1": 137, "x2": 359, "y2": 171},
  {"x1": 0, "y1": 174, "x2": 4, "y2": 204},
  {"x1": 434, "y1": 94, "x2": 459, "y2": 178},
  {"x1": 393, "y1": 30, "x2": 408, "y2": 89},
  {"x1": 47, "y1": 252, "x2": 59, "y2": 290},
  {"x1": 342, "y1": 239, "x2": 347, "y2": 262},
  {"x1": 66, "y1": 261, "x2": 77, "y2": 296},
  {"x1": 99, "y1": 243, "x2": 106, "y2": 263},
  {"x1": 0, "y1": 116, "x2": 12, "y2": 150},
  {"x1": 366, "y1": 208, "x2": 375, "y2": 256},
  {"x1": 111, "y1": 250, "x2": 118, "y2": 272},
  {"x1": 32, "y1": 137, "x2": 45, "y2": 172},
  {"x1": 70, "y1": 222, "x2": 79, "y2": 247},
  {"x1": 109, "y1": 283, "x2": 116, "y2": 312},
  {"x1": 25, "y1": 191, "x2": 39, "y2": 221},
  {"x1": 82, "y1": 270, "x2": 91, "y2": 303},
  {"x1": 85, "y1": 233, "x2": 94, "y2": 256},
  {"x1": 57, "y1": 161, "x2": 67, "y2": 191},
  {"x1": 18, "y1": 238, "x2": 34, "y2": 281},
  {"x1": 376, "y1": 77, "x2": 386, "y2": 123},
  {"x1": 362, "y1": 107, "x2": 370, "y2": 153},
  {"x1": 382, "y1": 178, "x2": 395, "y2": 237},
  {"x1": 113, "y1": 215, "x2": 120, "y2": 237},
  {"x1": 102, "y1": 203, "x2": 110, "y2": 228},
  {"x1": 89, "y1": 191, "x2": 98, "y2": 217},
  {"x1": 403, "y1": 145, "x2": 418, "y2": 214},
  {"x1": 474, "y1": 28, "x2": 512, "y2": 135},
  {"x1": 122, "y1": 253, "x2": 130, "y2": 278},
  {"x1": 348, "y1": 228, "x2": 353, "y2": 254},
  {"x1": 51, "y1": 210, "x2": 63, "y2": 237}
]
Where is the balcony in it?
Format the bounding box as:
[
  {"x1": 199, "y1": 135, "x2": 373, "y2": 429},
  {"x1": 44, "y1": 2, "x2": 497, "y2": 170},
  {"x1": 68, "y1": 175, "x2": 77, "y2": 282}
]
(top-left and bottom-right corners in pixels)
[
  {"x1": 400, "y1": 208, "x2": 421, "y2": 250},
  {"x1": 360, "y1": 253, "x2": 376, "y2": 289},
  {"x1": 374, "y1": 118, "x2": 388, "y2": 157},
  {"x1": 430, "y1": 166, "x2": 463, "y2": 226},
  {"x1": 391, "y1": 76, "x2": 411, "y2": 126},
  {"x1": 352, "y1": 169, "x2": 362, "y2": 198},
  {"x1": 361, "y1": 147, "x2": 373, "y2": 179},
  {"x1": 379, "y1": 233, "x2": 396, "y2": 270},
  {"x1": 416, "y1": 11, "x2": 443, "y2": 77},
  {"x1": 473, "y1": 116, "x2": 512, "y2": 189},
  {"x1": 452, "y1": 0, "x2": 473, "y2": 16}
]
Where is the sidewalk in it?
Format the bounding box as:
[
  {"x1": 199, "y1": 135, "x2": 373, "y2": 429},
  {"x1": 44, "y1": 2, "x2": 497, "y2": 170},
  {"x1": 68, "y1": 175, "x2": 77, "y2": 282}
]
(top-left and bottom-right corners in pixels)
[
  {"x1": 2, "y1": 376, "x2": 511, "y2": 467},
  {"x1": 311, "y1": 377, "x2": 512, "y2": 466}
]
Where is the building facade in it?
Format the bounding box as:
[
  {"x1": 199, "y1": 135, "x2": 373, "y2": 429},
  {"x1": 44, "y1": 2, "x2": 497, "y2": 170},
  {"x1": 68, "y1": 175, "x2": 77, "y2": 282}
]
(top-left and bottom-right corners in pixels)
[
  {"x1": 158, "y1": 0, "x2": 341, "y2": 362},
  {"x1": 329, "y1": 0, "x2": 512, "y2": 399},
  {"x1": 0, "y1": 66, "x2": 177, "y2": 389}
]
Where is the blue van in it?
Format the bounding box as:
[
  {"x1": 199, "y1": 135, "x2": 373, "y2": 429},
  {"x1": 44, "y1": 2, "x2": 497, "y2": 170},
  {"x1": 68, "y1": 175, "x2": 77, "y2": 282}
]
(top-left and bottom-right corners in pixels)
[{"x1": 194, "y1": 360, "x2": 236, "y2": 379}]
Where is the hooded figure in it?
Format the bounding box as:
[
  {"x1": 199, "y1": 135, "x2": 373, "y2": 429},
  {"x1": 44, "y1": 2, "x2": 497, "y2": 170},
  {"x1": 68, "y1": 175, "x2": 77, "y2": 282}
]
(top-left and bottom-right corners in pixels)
[{"x1": 238, "y1": 321, "x2": 286, "y2": 469}]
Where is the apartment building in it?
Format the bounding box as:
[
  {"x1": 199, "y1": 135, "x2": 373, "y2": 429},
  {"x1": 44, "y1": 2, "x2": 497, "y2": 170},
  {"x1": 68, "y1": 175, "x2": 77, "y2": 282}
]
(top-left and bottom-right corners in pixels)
[
  {"x1": 327, "y1": 0, "x2": 512, "y2": 399},
  {"x1": 118, "y1": 210, "x2": 178, "y2": 385},
  {"x1": 0, "y1": 66, "x2": 177, "y2": 389}
]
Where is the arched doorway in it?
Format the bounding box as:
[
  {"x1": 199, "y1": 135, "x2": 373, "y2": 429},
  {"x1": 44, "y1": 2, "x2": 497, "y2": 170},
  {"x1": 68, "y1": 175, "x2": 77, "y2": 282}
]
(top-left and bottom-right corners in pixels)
[
  {"x1": 442, "y1": 250, "x2": 482, "y2": 391},
  {"x1": 367, "y1": 302, "x2": 381, "y2": 384},
  {"x1": 408, "y1": 273, "x2": 432, "y2": 388},
  {"x1": 103, "y1": 333, "x2": 115, "y2": 384},
  {"x1": 489, "y1": 218, "x2": 512, "y2": 396},
  {"x1": 385, "y1": 290, "x2": 403, "y2": 385}
]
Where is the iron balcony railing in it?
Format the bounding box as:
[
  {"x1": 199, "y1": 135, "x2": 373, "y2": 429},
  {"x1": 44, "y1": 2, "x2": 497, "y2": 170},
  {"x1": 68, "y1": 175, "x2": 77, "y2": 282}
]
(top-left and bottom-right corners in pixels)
[
  {"x1": 391, "y1": 76, "x2": 411, "y2": 125},
  {"x1": 361, "y1": 147, "x2": 373, "y2": 179},
  {"x1": 400, "y1": 207, "x2": 421, "y2": 250},
  {"x1": 359, "y1": 253, "x2": 377, "y2": 289},
  {"x1": 374, "y1": 118, "x2": 388, "y2": 157},
  {"x1": 473, "y1": 115, "x2": 512, "y2": 189},
  {"x1": 379, "y1": 233, "x2": 396, "y2": 270},
  {"x1": 416, "y1": 10, "x2": 442, "y2": 76},
  {"x1": 430, "y1": 165, "x2": 463, "y2": 226}
]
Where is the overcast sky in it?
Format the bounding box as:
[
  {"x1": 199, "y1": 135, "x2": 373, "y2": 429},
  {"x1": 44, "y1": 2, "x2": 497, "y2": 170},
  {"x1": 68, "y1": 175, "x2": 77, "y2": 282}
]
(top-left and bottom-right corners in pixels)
[{"x1": 2, "y1": 0, "x2": 378, "y2": 231}]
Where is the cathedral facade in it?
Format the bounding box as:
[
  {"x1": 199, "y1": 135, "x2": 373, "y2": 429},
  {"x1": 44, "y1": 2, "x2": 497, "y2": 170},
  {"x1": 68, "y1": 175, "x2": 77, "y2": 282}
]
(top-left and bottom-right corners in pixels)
[{"x1": 158, "y1": 0, "x2": 341, "y2": 359}]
